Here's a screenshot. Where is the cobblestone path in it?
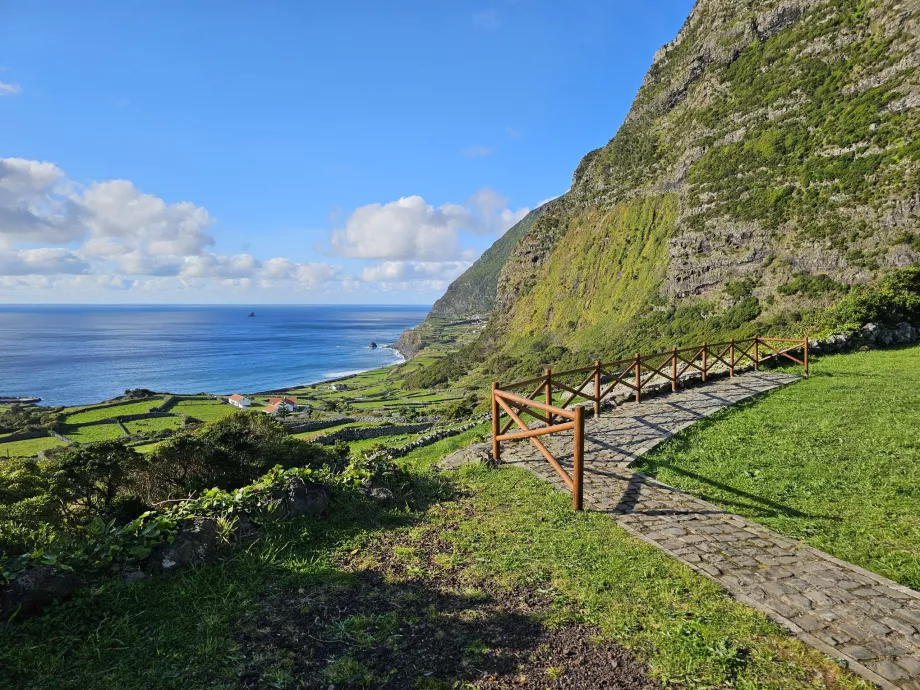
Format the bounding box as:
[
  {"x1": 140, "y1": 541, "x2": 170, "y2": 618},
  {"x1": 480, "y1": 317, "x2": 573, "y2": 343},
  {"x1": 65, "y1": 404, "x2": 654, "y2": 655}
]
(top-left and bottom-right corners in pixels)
[{"x1": 501, "y1": 372, "x2": 920, "y2": 689}]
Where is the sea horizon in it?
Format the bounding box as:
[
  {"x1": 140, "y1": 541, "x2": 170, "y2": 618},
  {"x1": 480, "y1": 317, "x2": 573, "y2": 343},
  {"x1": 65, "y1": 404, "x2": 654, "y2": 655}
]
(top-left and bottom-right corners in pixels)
[{"x1": 0, "y1": 304, "x2": 429, "y2": 407}]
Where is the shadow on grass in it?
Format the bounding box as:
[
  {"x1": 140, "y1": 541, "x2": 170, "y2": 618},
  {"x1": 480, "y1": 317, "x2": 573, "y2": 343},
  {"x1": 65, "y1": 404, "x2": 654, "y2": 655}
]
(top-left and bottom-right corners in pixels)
[
  {"x1": 631, "y1": 396, "x2": 840, "y2": 522},
  {"x1": 630, "y1": 463, "x2": 840, "y2": 521},
  {"x1": 234, "y1": 547, "x2": 658, "y2": 689},
  {"x1": 0, "y1": 473, "x2": 458, "y2": 689}
]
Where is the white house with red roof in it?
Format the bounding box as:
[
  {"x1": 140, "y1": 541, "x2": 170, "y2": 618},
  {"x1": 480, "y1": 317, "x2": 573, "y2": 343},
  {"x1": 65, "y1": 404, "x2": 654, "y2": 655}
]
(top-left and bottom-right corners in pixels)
[
  {"x1": 228, "y1": 393, "x2": 251, "y2": 409},
  {"x1": 263, "y1": 396, "x2": 298, "y2": 415}
]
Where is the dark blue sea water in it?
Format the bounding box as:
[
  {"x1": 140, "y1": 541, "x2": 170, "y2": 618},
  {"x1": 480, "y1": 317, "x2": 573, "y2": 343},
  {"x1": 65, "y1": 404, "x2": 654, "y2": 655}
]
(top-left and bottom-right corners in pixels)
[{"x1": 0, "y1": 305, "x2": 428, "y2": 406}]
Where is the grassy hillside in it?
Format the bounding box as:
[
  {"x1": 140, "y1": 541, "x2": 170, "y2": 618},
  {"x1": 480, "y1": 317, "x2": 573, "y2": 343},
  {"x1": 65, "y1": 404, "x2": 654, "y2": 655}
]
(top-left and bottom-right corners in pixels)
[
  {"x1": 0, "y1": 428, "x2": 869, "y2": 690},
  {"x1": 636, "y1": 344, "x2": 920, "y2": 590},
  {"x1": 504, "y1": 195, "x2": 678, "y2": 354}
]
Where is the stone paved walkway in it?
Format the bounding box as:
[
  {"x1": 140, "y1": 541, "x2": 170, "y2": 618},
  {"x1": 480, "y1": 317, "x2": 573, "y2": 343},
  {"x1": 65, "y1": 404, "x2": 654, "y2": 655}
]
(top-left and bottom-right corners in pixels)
[{"x1": 500, "y1": 372, "x2": 920, "y2": 689}]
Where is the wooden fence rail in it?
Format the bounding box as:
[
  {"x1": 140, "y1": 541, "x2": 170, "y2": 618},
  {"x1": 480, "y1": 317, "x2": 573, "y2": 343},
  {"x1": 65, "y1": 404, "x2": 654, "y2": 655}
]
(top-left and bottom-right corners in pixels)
[{"x1": 491, "y1": 335, "x2": 808, "y2": 510}]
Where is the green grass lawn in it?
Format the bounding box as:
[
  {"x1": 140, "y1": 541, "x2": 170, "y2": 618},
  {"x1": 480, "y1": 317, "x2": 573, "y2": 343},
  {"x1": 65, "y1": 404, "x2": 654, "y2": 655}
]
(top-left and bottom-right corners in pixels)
[
  {"x1": 64, "y1": 399, "x2": 161, "y2": 425},
  {"x1": 0, "y1": 436, "x2": 67, "y2": 458},
  {"x1": 132, "y1": 441, "x2": 162, "y2": 454},
  {"x1": 62, "y1": 423, "x2": 126, "y2": 444},
  {"x1": 293, "y1": 421, "x2": 386, "y2": 442},
  {"x1": 172, "y1": 400, "x2": 237, "y2": 422},
  {"x1": 123, "y1": 416, "x2": 185, "y2": 436},
  {"x1": 635, "y1": 345, "x2": 920, "y2": 590},
  {"x1": 0, "y1": 427, "x2": 868, "y2": 689}
]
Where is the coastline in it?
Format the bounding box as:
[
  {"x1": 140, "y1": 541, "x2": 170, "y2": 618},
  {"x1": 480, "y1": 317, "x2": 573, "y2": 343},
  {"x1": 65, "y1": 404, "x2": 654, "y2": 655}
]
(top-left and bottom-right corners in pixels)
[
  {"x1": 0, "y1": 304, "x2": 427, "y2": 407},
  {"x1": 252, "y1": 346, "x2": 406, "y2": 397}
]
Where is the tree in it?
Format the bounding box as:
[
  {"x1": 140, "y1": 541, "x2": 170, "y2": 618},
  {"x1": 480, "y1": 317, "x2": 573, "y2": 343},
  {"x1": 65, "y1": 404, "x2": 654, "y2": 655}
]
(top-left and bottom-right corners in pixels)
[{"x1": 47, "y1": 442, "x2": 144, "y2": 526}]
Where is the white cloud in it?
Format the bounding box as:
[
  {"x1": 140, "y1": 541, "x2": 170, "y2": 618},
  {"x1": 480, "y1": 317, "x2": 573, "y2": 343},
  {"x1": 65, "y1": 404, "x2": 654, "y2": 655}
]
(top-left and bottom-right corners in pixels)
[
  {"x1": 360, "y1": 261, "x2": 470, "y2": 283},
  {"x1": 259, "y1": 258, "x2": 341, "y2": 288},
  {"x1": 505, "y1": 126, "x2": 521, "y2": 138},
  {"x1": 180, "y1": 253, "x2": 260, "y2": 279},
  {"x1": 0, "y1": 248, "x2": 90, "y2": 275},
  {"x1": 330, "y1": 188, "x2": 528, "y2": 260},
  {"x1": 460, "y1": 145, "x2": 495, "y2": 157},
  {"x1": 331, "y1": 196, "x2": 464, "y2": 260},
  {"x1": 76, "y1": 179, "x2": 214, "y2": 256},
  {"x1": 0, "y1": 158, "x2": 83, "y2": 246},
  {"x1": 0, "y1": 157, "x2": 517, "y2": 301},
  {"x1": 0, "y1": 81, "x2": 22, "y2": 96},
  {"x1": 466, "y1": 188, "x2": 529, "y2": 235}
]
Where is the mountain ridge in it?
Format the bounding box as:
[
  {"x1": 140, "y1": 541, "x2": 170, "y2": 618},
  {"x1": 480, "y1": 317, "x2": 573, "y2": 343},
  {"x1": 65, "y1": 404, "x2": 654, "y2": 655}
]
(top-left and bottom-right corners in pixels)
[{"x1": 401, "y1": 0, "x2": 920, "y2": 379}]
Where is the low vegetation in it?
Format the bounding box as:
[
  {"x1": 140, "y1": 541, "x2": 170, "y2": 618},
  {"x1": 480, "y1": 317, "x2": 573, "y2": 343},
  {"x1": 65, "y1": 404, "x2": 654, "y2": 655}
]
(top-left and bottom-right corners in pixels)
[
  {"x1": 0, "y1": 427, "x2": 869, "y2": 689},
  {"x1": 0, "y1": 437, "x2": 67, "y2": 460},
  {"x1": 0, "y1": 415, "x2": 341, "y2": 575},
  {"x1": 63, "y1": 399, "x2": 161, "y2": 425}
]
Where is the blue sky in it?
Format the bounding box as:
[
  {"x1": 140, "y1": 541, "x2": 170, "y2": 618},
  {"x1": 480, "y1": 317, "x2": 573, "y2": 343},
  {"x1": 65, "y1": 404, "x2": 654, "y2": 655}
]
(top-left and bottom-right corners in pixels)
[{"x1": 0, "y1": 0, "x2": 694, "y2": 304}]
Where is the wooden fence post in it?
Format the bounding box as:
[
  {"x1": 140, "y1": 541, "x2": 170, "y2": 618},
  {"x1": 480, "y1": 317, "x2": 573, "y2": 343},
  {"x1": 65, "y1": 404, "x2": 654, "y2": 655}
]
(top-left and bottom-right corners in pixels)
[
  {"x1": 671, "y1": 346, "x2": 678, "y2": 391},
  {"x1": 573, "y1": 406, "x2": 584, "y2": 511},
  {"x1": 729, "y1": 338, "x2": 736, "y2": 377},
  {"x1": 634, "y1": 353, "x2": 642, "y2": 403},
  {"x1": 702, "y1": 342, "x2": 708, "y2": 382},
  {"x1": 754, "y1": 336, "x2": 760, "y2": 371},
  {"x1": 803, "y1": 336, "x2": 809, "y2": 377},
  {"x1": 491, "y1": 382, "x2": 501, "y2": 463},
  {"x1": 594, "y1": 360, "x2": 601, "y2": 417},
  {"x1": 545, "y1": 368, "x2": 553, "y2": 427}
]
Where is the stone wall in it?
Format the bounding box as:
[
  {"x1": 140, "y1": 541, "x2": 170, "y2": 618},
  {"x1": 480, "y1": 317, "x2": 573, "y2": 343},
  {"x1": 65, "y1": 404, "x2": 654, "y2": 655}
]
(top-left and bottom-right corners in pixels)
[
  {"x1": 313, "y1": 423, "x2": 433, "y2": 445},
  {"x1": 366, "y1": 419, "x2": 486, "y2": 462},
  {"x1": 0, "y1": 429, "x2": 48, "y2": 443}
]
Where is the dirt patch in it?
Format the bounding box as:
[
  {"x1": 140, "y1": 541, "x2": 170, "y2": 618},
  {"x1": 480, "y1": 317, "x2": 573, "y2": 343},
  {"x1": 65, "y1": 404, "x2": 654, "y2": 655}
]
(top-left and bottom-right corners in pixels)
[{"x1": 235, "y1": 513, "x2": 661, "y2": 689}]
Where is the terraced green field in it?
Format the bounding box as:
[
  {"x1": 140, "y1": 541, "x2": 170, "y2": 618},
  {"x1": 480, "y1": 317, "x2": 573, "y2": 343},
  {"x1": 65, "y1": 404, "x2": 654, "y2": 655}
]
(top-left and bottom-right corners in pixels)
[
  {"x1": 172, "y1": 400, "x2": 237, "y2": 422},
  {"x1": 63, "y1": 423, "x2": 126, "y2": 444},
  {"x1": 124, "y1": 417, "x2": 186, "y2": 436},
  {"x1": 64, "y1": 399, "x2": 162, "y2": 425},
  {"x1": 0, "y1": 436, "x2": 67, "y2": 458}
]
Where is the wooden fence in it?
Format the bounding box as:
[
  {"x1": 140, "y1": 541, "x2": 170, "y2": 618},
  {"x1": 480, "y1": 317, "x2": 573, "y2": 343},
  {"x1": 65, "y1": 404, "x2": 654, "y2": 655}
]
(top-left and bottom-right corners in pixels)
[{"x1": 491, "y1": 336, "x2": 808, "y2": 510}]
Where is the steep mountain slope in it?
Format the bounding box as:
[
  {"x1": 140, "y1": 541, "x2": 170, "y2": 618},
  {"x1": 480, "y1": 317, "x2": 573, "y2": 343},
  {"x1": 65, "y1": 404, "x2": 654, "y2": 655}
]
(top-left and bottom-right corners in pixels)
[
  {"x1": 391, "y1": 205, "x2": 548, "y2": 359},
  {"x1": 484, "y1": 0, "x2": 920, "y2": 363},
  {"x1": 428, "y1": 205, "x2": 548, "y2": 320}
]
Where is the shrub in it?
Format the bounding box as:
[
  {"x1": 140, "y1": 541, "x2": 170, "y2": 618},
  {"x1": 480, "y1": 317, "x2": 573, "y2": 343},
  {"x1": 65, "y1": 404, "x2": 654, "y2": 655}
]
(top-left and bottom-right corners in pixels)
[
  {"x1": 124, "y1": 388, "x2": 156, "y2": 399},
  {"x1": 829, "y1": 264, "x2": 920, "y2": 329},
  {"x1": 439, "y1": 394, "x2": 479, "y2": 421},
  {"x1": 0, "y1": 405, "x2": 64, "y2": 434},
  {"x1": 47, "y1": 442, "x2": 145, "y2": 527},
  {"x1": 777, "y1": 273, "x2": 845, "y2": 297},
  {"x1": 136, "y1": 413, "x2": 335, "y2": 503},
  {"x1": 725, "y1": 278, "x2": 758, "y2": 301}
]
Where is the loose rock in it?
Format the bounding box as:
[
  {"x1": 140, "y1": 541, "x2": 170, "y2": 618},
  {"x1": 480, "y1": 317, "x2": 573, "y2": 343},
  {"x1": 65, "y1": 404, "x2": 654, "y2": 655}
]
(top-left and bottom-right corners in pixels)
[
  {"x1": 148, "y1": 516, "x2": 220, "y2": 572},
  {"x1": 0, "y1": 566, "x2": 84, "y2": 621}
]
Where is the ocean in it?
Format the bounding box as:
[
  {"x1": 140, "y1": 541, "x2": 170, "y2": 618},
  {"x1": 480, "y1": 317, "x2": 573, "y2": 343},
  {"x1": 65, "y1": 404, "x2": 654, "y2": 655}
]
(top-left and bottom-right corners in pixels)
[{"x1": 0, "y1": 305, "x2": 428, "y2": 406}]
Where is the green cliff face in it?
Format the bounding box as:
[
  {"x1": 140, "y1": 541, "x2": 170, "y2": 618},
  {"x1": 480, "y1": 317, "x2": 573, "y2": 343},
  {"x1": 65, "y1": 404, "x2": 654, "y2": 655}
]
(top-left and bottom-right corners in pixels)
[
  {"x1": 484, "y1": 0, "x2": 919, "y2": 362},
  {"x1": 428, "y1": 205, "x2": 548, "y2": 320},
  {"x1": 404, "y1": 0, "x2": 920, "y2": 379}
]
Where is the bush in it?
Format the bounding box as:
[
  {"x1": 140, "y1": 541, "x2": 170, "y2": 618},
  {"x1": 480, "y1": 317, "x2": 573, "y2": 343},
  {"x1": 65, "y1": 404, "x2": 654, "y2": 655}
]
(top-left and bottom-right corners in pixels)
[
  {"x1": 47, "y1": 442, "x2": 145, "y2": 526},
  {"x1": 439, "y1": 394, "x2": 479, "y2": 421},
  {"x1": 0, "y1": 405, "x2": 64, "y2": 434},
  {"x1": 777, "y1": 273, "x2": 845, "y2": 297},
  {"x1": 725, "y1": 278, "x2": 758, "y2": 301},
  {"x1": 124, "y1": 388, "x2": 156, "y2": 399},
  {"x1": 829, "y1": 264, "x2": 920, "y2": 329},
  {"x1": 136, "y1": 413, "x2": 336, "y2": 503}
]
